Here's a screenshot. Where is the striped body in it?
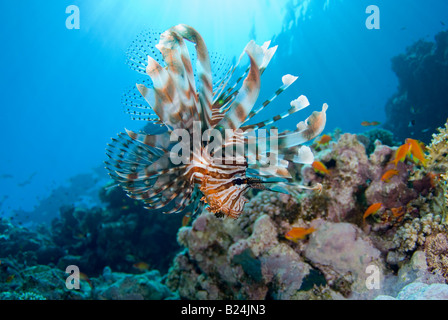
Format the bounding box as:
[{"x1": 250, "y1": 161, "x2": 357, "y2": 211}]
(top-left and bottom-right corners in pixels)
[{"x1": 189, "y1": 157, "x2": 249, "y2": 219}]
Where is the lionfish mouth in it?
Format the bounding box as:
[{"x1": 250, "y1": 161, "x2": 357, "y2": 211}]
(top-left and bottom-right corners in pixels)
[{"x1": 105, "y1": 24, "x2": 328, "y2": 220}]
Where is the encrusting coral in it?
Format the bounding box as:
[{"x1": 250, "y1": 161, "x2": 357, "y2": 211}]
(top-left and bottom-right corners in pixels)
[
  {"x1": 164, "y1": 132, "x2": 421, "y2": 299},
  {"x1": 426, "y1": 120, "x2": 448, "y2": 175},
  {"x1": 357, "y1": 128, "x2": 398, "y2": 155},
  {"x1": 424, "y1": 232, "x2": 448, "y2": 282},
  {"x1": 2, "y1": 125, "x2": 446, "y2": 300},
  {"x1": 163, "y1": 123, "x2": 448, "y2": 299},
  {"x1": 300, "y1": 133, "x2": 421, "y2": 223},
  {"x1": 392, "y1": 213, "x2": 445, "y2": 253},
  {"x1": 391, "y1": 120, "x2": 448, "y2": 256},
  {"x1": 425, "y1": 120, "x2": 448, "y2": 221}
]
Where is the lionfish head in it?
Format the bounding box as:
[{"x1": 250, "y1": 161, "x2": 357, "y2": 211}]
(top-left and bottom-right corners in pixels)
[{"x1": 105, "y1": 24, "x2": 328, "y2": 220}]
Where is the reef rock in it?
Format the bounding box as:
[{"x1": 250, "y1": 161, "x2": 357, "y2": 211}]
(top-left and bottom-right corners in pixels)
[
  {"x1": 396, "y1": 250, "x2": 446, "y2": 287},
  {"x1": 304, "y1": 221, "x2": 385, "y2": 296},
  {"x1": 92, "y1": 268, "x2": 176, "y2": 300},
  {"x1": 424, "y1": 233, "x2": 448, "y2": 282},
  {"x1": 376, "y1": 282, "x2": 448, "y2": 300},
  {"x1": 383, "y1": 30, "x2": 448, "y2": 144},
  {"x1": 167, "y1": 212, "x2": 311, "y2": 299},
  {"x1": 301, "y1": 133, "x2": 419, "y2": 223},
  {"x1": 300, "y1": 133, "x2": 373, "y2": 222},
  {"x1": 0, "y1": 263, "x2": 89, "y2": 300}
]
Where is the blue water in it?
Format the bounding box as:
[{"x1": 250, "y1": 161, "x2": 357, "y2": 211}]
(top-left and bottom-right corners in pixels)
[{"x1": 0, "y1": 0, "x2": 447, "y2": 221}]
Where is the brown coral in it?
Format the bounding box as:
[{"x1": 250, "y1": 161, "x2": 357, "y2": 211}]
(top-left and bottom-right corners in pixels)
[
  {"x1": 413, "y1": 120, "x2": 448, "y2": 221},
  {"x1": 426, "y1": 120, "x2": 448, "y2": 175},
  {"x1": 425, "y1": 232, "x2": 448, "y2": 282}
]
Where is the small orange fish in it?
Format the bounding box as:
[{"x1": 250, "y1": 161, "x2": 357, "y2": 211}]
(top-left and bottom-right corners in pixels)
[
  {"x1": 73, "y1": 232, "x2": 86, "y2": 240},
  {"x1": 182, "y1": 214, "x2": 191, "y2": 227},
  {"x1": 363, "y1": 203, "x2": 383, "y2": 221},
  {"x1": 312, "y1": 161, "x2": 330, "y2": 175},
  {"x1": 121, "y1": 205, "x2": 129, "y2": 210},
  {"x1": 361, "y1": 121, "x2": 381, "y2": 126},
  {"x1": 406, "y1": 138, "x2": 427, "y2": 166},
  {"x1": 391, "y1": 206, "x2": 405, "y2": 218},
  {"x1": 381, "y1": 169, "x2": 399, "y2": 182},
  {"x1": 391, "y1": 142, "x2": 411, "y2": 167},
  {"x1": 6, "y1": 275, "x2": 15, "y2": 283},
  {"x1": 285, "y1": 227, "x2": 316, "y2": 242},
  {"x1": 133, "y1": 262, "x2": 150, "y2": 271},
  {"x1": 317, "y1": 134, "x2": 332, "y2": 145}
]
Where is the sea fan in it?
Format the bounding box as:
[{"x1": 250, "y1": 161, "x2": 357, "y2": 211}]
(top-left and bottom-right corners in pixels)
[{"x1": 105, "y1": 24, "x2": 328, "y2": 219}]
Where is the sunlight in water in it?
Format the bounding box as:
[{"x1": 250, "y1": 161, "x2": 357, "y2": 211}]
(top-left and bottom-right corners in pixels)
[{"x1": 83, "y1": 0, "x2": 289, "y2": 57}]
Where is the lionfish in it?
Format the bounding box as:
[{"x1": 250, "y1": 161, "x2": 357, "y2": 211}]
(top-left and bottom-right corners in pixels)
[{"x1": 105, "y1": 24, "x2": 328, "y2": 220}]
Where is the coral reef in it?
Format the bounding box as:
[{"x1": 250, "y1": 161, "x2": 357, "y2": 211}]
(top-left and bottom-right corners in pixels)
[
  {"x1": 0, "y1": 217, "x2": 178, "y2": 300},
  {"x1": 2, "y1": 126, "x2": 447, "y2": 300},
  {"x1": 392, "y1": 213, "x2": 445, "y2": 253},
  {"x1": 395, "y1": 250, "x2": 446, "y2": 287},
  {"x1": 389, "y1": 120, "x2": 448, "y2": 262},
  {"x1": 304, "y1": 222, "x2": 385, "y2": 295},
  {"x1": 166, "y1": 211, "x2": 315, "y2": 300},
  {"x1": 0, "y1": 260, "x2": 89, "y2": 300},
  {"x1": 383, "y1": 31, "x2": 448, "y2": 144},
  {"x1": 300, "y1": 133, "x2": 421, "y2": 223},
  {"x1": 0, "y1": 291, "x2": 47, "y2": 300},
  {"x1": 424, "y1": 233, "x2": 448, "y2": 282},
  {"x1": 424, "y1": 120, "x2": 448, "y2": 220},
  {"x1": 0, "y1": 183, "x2": 183, "y2": 300},
  {"x1": 48, "y1": 185, "x2": 183, "y2": 275},
  {"x1": 300, "y1": 133, "x2": 372, "y2": 222},
  {"x1": 164, "y1": 130, "x2": 445, "y2": 300},
  {"x1": 357, "y1": 128, "x2": 398, "y2": 155},
  {"x1": 426, "y1": 120, "x2": 448, "y2": 175},
  {"x1": 92, "y1": 267, "x2": 177, "y2": 300},
  {"x1": 0, "y1": 183, "x2": 183, "y2": 278}
]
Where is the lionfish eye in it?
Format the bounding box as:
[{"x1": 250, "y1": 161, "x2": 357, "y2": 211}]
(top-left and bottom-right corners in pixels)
[
  {"x1": 214, "y1": 212, "x2": 225, "y2": 219},
  {"x1": 234, "y1": 178, "x2": 245, "y2": 185}
]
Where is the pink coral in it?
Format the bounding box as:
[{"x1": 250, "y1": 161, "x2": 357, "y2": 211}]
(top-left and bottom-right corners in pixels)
[{"x1": 304, "y1": 221, "x2": 385, "y2": 295}]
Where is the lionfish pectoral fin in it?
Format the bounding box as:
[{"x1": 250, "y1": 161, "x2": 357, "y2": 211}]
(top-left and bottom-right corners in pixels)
[
  {"x1": 245, "y1": 178, "x2": 292, "y2": 194},
  {"x1": 241, "y1": 74, "x2": 300, "y2": 130},
  {"x1": 293, "y1": 146, "x2": 314, "y2": 164},
  {"x1": 273, "y1": 103, "x2": 329, "y2": 149},
  {"x1": 264, "y1": 182, "x2": 323, "y2": 196},
  {"x1": 245, "y1": 176, "x2": 290, "y2": 192},
  {"x1": 264, "y1": 184, "x2": 291, "y2": 194}
]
